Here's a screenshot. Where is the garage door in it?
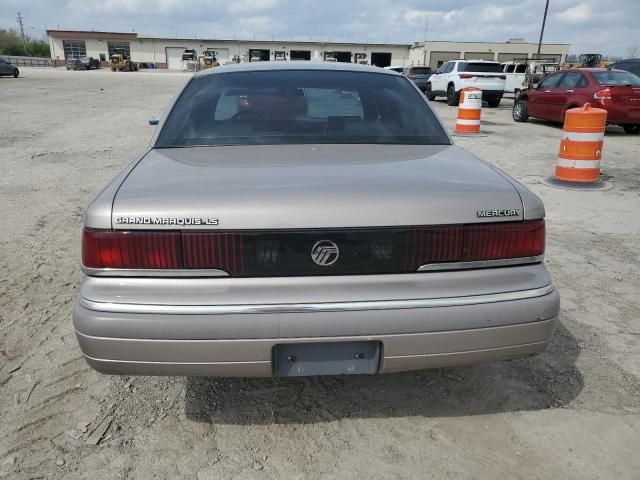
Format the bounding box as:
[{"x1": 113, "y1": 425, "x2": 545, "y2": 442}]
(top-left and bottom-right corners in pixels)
[
  {"x1": 498, "y1": 53, "x2": 528, "y2": 63},
  {"x1": 166, "y1": 47, "x2": 185, "y2": 70},
  {"x1": 211, "y1": 48, "x2": 229, "y2": 63},
  {"x1": 464, "y1": 52, "x2": 495, "y2": 61},
  {"x1": 429, "y1": 51, "x2": 460, "y2": 69}
]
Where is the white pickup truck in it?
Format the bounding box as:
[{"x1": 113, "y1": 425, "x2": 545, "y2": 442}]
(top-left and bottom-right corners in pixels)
[{"x1": 500, "y1": 61, "x2": 527, "y2": 96}]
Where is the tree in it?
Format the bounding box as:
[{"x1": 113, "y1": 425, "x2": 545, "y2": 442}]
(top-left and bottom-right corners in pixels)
[
  {"x1": 627, "y1": 45, "x2": 639, "y2": 59},
  {"x1": 0, "y1": 29, "x2": 50, "y2": 57}
]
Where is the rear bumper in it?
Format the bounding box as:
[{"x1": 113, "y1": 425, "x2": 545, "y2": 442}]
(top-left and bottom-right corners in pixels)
[
  {"x1": 73, "y1": 266, "x2": 559, "y2": 376},
  {"x1": 77, "y1": 319, "x2": 556, "y2": 376}
]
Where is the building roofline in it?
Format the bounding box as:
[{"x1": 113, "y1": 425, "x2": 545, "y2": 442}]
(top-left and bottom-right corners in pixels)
[
  {"x1": 413, "y1": 40, "x2": 571, "y2": 47},
  {"x1": 46, "y1": 29, "x2": 411, "y2": 47}
]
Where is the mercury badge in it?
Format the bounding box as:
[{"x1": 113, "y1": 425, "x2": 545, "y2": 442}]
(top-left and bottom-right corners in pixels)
[
  {"x1": 311, "y1": 240, "x2": 340, "y2": 266},
  {"x1": 476, "y1": 209, "x2": 521, "y2": 218}
]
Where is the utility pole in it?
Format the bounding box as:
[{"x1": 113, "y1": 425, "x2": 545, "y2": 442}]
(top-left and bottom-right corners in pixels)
[
  {"x1": 17, "y1": 12, "x2": 26, "y2": 47},
  {"x1": 423, "y1": 19, "x2": 428, "y2": 66},
  {"x1": 537, "y1": 0, "x2": 550, "y2": 58}
]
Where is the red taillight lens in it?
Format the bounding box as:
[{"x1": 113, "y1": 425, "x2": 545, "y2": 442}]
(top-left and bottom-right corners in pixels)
[
  {"x1": 459, "y1": 74, "x2": 476, "y2": 79},
  {"x1": 407, "y1": 72, "x2": 415, "y2": 79},
  {"x1": 406, "y1": 226, "x2": 463, "y2": 267},
  {"x1": 498, "y1": 75, "x2": 507, "y2": 80},
  {"x1": 462, "y1": 221, "x2": 545, "y2": 261},
  {"x1": 82, "y1": 229, "x2": 182, "y2": 269},
  {"x1": 594, "y1": 88, "x2": 612, "y2": 101},
  {"x1": 409, "y1": 220, "x2": 545, "y2": 267},
  {"x1": 182, "y1": 232, "x2": 243, "y2": 272}
]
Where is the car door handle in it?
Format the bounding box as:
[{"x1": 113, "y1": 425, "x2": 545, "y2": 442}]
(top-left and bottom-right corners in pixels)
[
  {"x1": 544, "y1": 90, "x2": 551, "y2": 93},
  {"x1": 566, "y1": 89, "x2": 574, "y2": 93}
]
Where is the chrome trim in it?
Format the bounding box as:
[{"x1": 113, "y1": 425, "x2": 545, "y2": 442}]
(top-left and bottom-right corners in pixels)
[
  {"x1": 417, "y1": 256, "x2": 544, "y2": 272},
  {"x1": 79, "y1": 284, "x2": 554, "y2": 315},
  {"x1": 81, "y1": 266, "x2": 230, "y2": 277}
]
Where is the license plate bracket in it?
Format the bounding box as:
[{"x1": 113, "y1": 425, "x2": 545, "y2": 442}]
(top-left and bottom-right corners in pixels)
[{"x1": 273, "y1": 341, "x2": 381, "y2": 377}]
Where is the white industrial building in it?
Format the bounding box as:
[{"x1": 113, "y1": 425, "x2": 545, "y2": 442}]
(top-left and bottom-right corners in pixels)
[{"x1": 47, "y1": 30, "x2": 570, "y2": 70}]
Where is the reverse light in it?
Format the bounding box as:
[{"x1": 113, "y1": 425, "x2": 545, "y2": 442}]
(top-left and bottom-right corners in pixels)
[{"x1": 594, "y1": 88, "x2": 612, "y2": 101}]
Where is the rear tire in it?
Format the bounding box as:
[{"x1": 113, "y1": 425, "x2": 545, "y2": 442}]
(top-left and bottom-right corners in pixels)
[
  {"x1": 487, "y1": 97, "x2": 502, "y2": 108},
  {"x1": 425, "y1": 83, "x2": 435, "y2": 101},
  {"x1": 13, "y1": 68, "x2": 19, "y2": 78},
  {"x1": 513, "y1": 100, "x2": 529, "y2": 122},
  {"x1": 623, "y1": 124, "x2": 640, "y2": 134},
  {"x1": 446, "y1": 85, "x2": 459, "y2": 106}
]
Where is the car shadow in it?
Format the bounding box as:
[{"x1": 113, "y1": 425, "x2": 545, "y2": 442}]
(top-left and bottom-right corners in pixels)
[
  {"x1": 526, "y1": 118, "x2": 627, "y2": 135},
  {"x1": 184, "y1": 320, "x2": 583, "y2": 424}
]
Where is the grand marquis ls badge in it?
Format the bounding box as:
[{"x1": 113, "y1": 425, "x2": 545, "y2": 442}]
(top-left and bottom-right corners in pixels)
[
  {"x1": 311, "y1": 240, "x2": 339, "y2": 266},
  {"x1": 114, "y1": 217, "x2": 218, "y2": 226}
]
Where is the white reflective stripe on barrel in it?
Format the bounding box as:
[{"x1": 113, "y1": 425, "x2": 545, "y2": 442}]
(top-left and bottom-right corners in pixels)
[
  {"x1": 556, "y1": 158, "x2": 601, "y2": 169},
  {"x1": 455, "y1": 119, "x2": 481, "y2": 125},
  {"x1": 562, "y1": 131, "x2": 605, "y2": 142}
]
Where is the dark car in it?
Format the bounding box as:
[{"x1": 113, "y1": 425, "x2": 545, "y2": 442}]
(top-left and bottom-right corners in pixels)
[
  {"x1": 608, "y1": 59, "x2": 640, "y2": 77},
  {"x1": 66, "y1": 56, "x2": 100, "y2": 70},
  {"x1": 182, "y1": 49, "x2": 197, "y2": 61},
  {"x1": 0, "y1": 58, "x2": 19, "y2": 77},
  {"x1": 402, "y1": 66, "x2": 433, "y2": 91},
  {"x1": 513, "y1": 68, "x2": 640, "y2": 134}
]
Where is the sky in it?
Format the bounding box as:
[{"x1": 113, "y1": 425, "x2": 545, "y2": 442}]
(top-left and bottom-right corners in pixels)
[{"x1": 1, "y1": 0, "x2": 638, "y2": 57}]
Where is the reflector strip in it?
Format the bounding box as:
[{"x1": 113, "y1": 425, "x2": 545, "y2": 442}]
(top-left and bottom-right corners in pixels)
[{"x1": 555, "y1": 158, "x2": 601, "y2": 168}]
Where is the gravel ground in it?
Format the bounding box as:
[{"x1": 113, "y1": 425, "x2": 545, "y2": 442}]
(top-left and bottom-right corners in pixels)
[{"x1": 1, "y1": 68, "x2": 639, "y2": 480}]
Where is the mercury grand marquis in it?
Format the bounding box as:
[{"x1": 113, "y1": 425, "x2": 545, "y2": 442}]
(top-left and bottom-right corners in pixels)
[{"x1": 74, "y1": 62, "x2": 559, "y2": 377}]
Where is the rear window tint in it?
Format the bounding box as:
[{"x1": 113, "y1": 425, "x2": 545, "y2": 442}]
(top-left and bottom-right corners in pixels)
[
  {"x1": 593, "y1": 70, "x2": 640, "y2": 86},
  {"x1": 459, "y1": 62, "x2": 502, "y2": 73},
  {"x1": 157, "y1": 70, "x2": 451, "y2": 147},
  {"x1": 411, "y1": 67, "x2": 431, "y2": 75}
]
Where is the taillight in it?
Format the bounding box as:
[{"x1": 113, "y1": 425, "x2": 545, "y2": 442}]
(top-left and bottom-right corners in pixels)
[
  {"x1": 182, "y1": 232, "x2": 243, "y2": 272},
  {"x1": 408, "y1": 220, "x2": 545, "y2": 267},
  {"x1": 498, "y1": 75, "x2": 507, "y2": 80},
  {"x1": 461, "y1": 221, "x2": 545, "y2": 261},
  {"x1": 82, "y1": 229, "x2": 182, "y2": 269},
  {"x1": 459, "y1": 74, "x2": 476, "y2": 79},
  {"x1": 594, "y1": 88, "x2": 612, "y2": 101},
  {"x1": 407, "y1": 72, "x2": 416, "y2": 79}
]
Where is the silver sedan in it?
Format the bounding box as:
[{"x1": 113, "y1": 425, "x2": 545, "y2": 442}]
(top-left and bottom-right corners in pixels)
[{"x1": 74, "y1": 62, "x2": 559, "y2": 377}]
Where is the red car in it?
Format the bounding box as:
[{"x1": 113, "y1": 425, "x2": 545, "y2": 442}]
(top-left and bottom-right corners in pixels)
[{"x1": 513, "y1": 68, "x2": 640, "y2": 134}]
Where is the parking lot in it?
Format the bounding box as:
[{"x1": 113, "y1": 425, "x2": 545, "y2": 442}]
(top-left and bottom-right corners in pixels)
[{"x1": 1, "y1": 68, "x2": 639, "y2": 479}]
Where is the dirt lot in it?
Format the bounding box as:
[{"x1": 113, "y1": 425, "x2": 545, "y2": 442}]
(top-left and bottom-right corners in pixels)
[{"x1": 1, "y1": 68, "x2": 639, "y2": 480}]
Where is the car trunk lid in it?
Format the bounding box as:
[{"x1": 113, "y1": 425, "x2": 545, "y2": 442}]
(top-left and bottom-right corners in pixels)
[{"x1": 112, "y1": 144, "x2": 523, "y2": 230}]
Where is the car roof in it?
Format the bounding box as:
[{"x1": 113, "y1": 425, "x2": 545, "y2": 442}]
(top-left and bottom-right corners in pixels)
[
  {"x1": 456, "y1": 59, "x2": 499, "y2": 63},
  {"x1": 194, "y1": 61, "x2": 401, "y2": 77}
]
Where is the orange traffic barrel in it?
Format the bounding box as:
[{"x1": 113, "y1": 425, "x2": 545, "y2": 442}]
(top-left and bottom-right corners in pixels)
[
  {"x1": 454, "y1": 87, "x2": 482, "y2": 134},
  {"x1": 554, "y1": 103, "x2": 607, "y2": 183}
]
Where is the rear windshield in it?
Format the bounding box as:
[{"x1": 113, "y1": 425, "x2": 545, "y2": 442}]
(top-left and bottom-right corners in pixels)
[
  {"x1": 410, "y1": 67, "x2": 431, "y2": 75},
  {"x1": 593, "y1": 70, "x2": 640, "y2": 86},
  {"x1": 156, "y1": 70, "x2": 450, "y2": 147},
  {"x1": 611, "y1": 62, "x2": 640, "y2": 76},
  {"x1": 459, "y1": 62, "x2": 502, "y2": 73}
]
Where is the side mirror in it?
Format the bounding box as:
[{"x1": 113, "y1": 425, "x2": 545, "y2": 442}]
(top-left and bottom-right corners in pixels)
[{"x1": 148, "y1": 118, "x2": 159, "y2": 126}]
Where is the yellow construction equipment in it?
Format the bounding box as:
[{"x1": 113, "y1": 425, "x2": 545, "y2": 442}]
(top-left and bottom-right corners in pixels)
[
  {"x1": 198, "y1": 50, "x2": 220, "y2": 70},
  {"x1": 110, "y1": 49, "x2": 138, "y2": 72}
]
